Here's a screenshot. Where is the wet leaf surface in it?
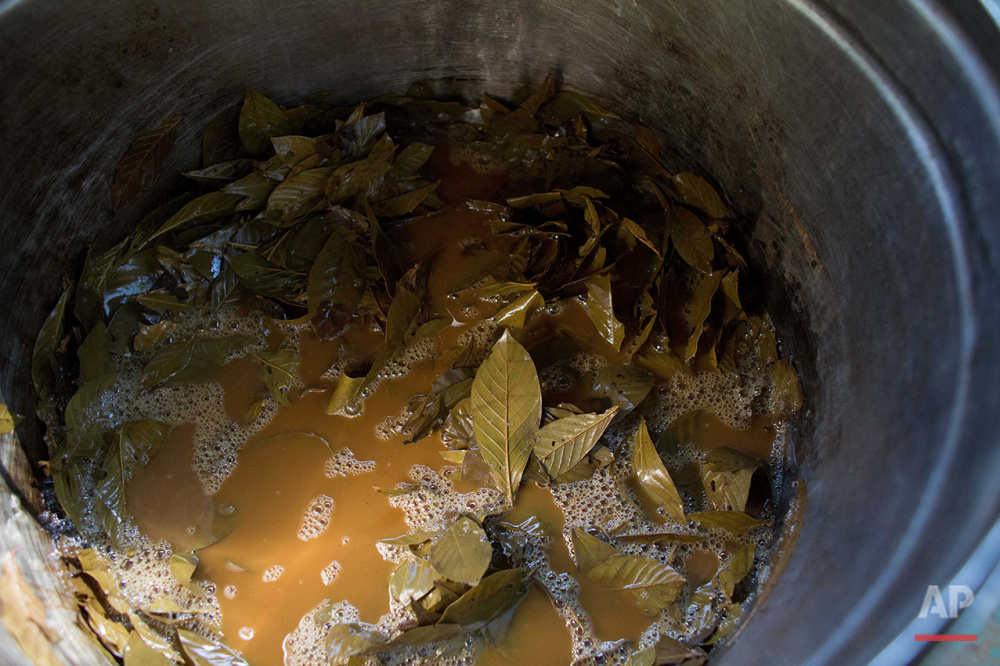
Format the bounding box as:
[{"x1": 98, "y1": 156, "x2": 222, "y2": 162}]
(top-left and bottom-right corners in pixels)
[
  {"x1": 112, "y1": 116, "x2": 183, "y2": 211},
  {"x1": 630, "y1": 419, "x2": 686, "y2": 524}
]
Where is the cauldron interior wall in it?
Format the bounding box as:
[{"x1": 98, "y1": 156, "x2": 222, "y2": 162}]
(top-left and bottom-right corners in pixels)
[{"x1": 0, "y1": 0, "x2": 998, "y2": 664}]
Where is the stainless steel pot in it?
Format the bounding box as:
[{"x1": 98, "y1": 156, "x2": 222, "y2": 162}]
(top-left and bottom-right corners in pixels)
[{"x1": 0, "y1": 0, "x2": 998, "y2": 663}]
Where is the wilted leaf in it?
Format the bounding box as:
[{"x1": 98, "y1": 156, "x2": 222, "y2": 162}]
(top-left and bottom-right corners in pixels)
[
  {"x1": 630, "y1": 419, "x2": 685, "y2": 524},
  {"x1": 95, "y1": 420, "x2": 171, "y2": 541},
  {"x1": 201, "y1": 106, "x2": 242, "y2": 167},
  {"x1": 222, "y1": 171, "x2": 277, "y2": 211},
  {"x1": 389, "y1": 558, "x2": 438, "y2": 605},
  {"x1": 430, "y1": 516, "x2": 492, "y2": 586},
  {"x1": 672, "y1": 173, "x2": 731, "y2": 219},
  {"x1": 667, "y1": 206, "x2": 714, "y2": 274},
  {"x1": 403, "y1": 368, "x2": 474, "y2": 444},
  {"x1": 62, "y1": 374, "x2": 119, "y2": 463},
  {"x1": 633, "y1": 349, "x2": 693, "y2": 384},
  {"x1": 470, "y1": 331, "x2": 542, "y2": 505},
  {"x1": 178, "y1": 628, "x2": 250, "y2": 666},
  {"x1": 183, "y1": 159, "x2": 253, "y2": 186},
  {"x1": 593, "y1": 364, "x2": 653, "y2": 415},
  {"x1": 688, "y1": 511, "x2": 767, "y2": 535},
  {"x1": 140, "y1": 336, "x2": 249, "y2": 390},
  {"x1": 583, "y1": 273, "x2": 624, "y2": 350},
  {"x1": 619, "y1": 217, "x2": 661, "y2": 257},
  {"x1": 394, "y1": 142, "x2": 435, "y2": 177},
  {"x1": 374, "y1": 182, "x2": 439, "y2": 218},
  {"x1": 265, "y1": 166, "x2": 335, "y2": 223},
  {"x1": 112, "y1": 116, "x2": 183, "y2": 211},
  {"x1": 134, "y1": 320, "x2": 176, "y2": 353},
  {"x1": 249, "y1": 349, "x2": 299, "y2": 404},
  {"x1": 701, "y1": 447, "x2": 759, "y2": 512},
  {"x1": 78, "y1": 321, "x2": 115, "y2": 384},
  {"x1": 327, "y1": 623, "x2": 383, "y2": 665},
  {"x1": 150, "y1": 192, "x2": 243, "y2": 240},
  {"x1": 570, "y1": 529, "x2": 619, "y2": 574},
  {"x1": 683, "y1": 270, "x2": 725, "y2": 361},
  {"x1": 124, "y1": 629, "x2": 173, "y2": 665},
  {"x1": 650, "y1": 635, "x2": 707, "y2": 664},
  {"x1": 494, "y1": 290, "x2": 544, "y2": 330},
  {"x1": 239, "y1": 90, "x2": 293, "y2": 156},
  {"x1": 307, "y1": 231, "x2": 367, "y2": 336},
  {"x1": 587, "y1": 553, "x2": 684, "y2": 611},
  {"x1": 769, "y1": 359, "x2": 803, "y2": 419},
  {"x1": 532, "y1": 407, "x2": 617, "y2": 479},
  {"x1": 0, "y1": 554, "x2": 61, "y2": 666},
  {"x1": 229, "y1": 252, "x2": 306, "y2": 300},
  {"x1": 437, "y1": 568, "x2": 529, "y2": 630}
]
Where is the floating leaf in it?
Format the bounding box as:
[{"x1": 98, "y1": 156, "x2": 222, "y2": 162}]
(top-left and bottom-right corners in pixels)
[
  {"x1": 150, "y1": 192, "x2": 243, "y2": 240},
  {"x1": 327, "y1": 623, "x2": 383, "y2": 665},
  {"x1": 630, "y1": 419, "x2": 685, "y2": 524},
  {"x1": 570, "y1": 529, "x2": 619, "y2": 574},
  {"x1": 394, "y1": 142, "x2": 435, "y2": 177},
  {"x1": 134, "y1": 320, "x2": 175, "y2": 353},
  {"x1": 688, "y1": 511, "x2": 767, "y2": 535},
  {"x1": 374, "y1": 182, "x2": 439, "y2": 218},
  {"x1": 112, "y1": 116, "x2": 183, "y2": 211},
  {"x1": 701, "y1": 447, "x2": 759, "y2": 512},
  {"x1": 672, "y1": 173, "x2": 731, "y2": 219},
  {"x1": 583, "y1": 273, "x2": 624, "y2": 350},
  {"x1": 239, "y1": 90, "x2": 293, "y2": 156},
  {"x1": 385, "y1": 286, "x2": 421, "y2": 347},
  {"x1": 494, "y1": 290, "x2": 544, "y2": 329},
  {"x1": 437, "y1": 568, "x2": 529, "y2": 631},
  {"x1": 124, "y1": 629, "x2": 173, "y2": 665},
  {"x1": 95, "y1": 420, "x2": 171, "y2": 541},
  {"x1": 32, "y1": 280, "x2": 73, "y2": 429},
  {"x1": 178, "y1": 628, "x2": 250, "y2": 666},
  {"x1": 62, "y1": 374, "x2": 119, "y2": 463},
  {"x1": 532, "y1": 407, "x2": 618, "y2": 479},
  {"x1": 769, "y1": 359, "x2": 803, "y2": 419},
  {"x1": 650, "y1": 635, "x2": 707, "y2": 664},
  {"x1": 389, "y1": 558, "x2": 438, "y2": 605},
  {"x1": 683, "y1": 270, "x2": 725, "y2": 361},
  {"x1": 430, "y1": 516, "x2": 492, "y2": 586},
  {"x1": 667, "y1": 205, "x2": 714, "y2": 274},
  {"x1": 593, "y1": 364, "x2": 653, "y2": 415},
  {"x1": 307, "y1": 231, "x2": 367, "y2": 336},
  {"x1": 402, "y1": 368, "x2": 474, "y2": 444},
  {"x1": 78, "y1": 321, "x2": 115, "y2": 384},
  {"x1": 140, "y1": 336, "x2": 249, "y2": 390},
  {"x1": 470, "y1": 331, "x2": 542, "y2": 505},
  {"x1": 136, "y1": 290, "x2": 192, "y2": 315},
  {"x1": 633, "y1": 349, "x2": 692, "y2": 384},
  {"x1": 586, "y1": 553, "x2": 684, "y2": 611},
  {"x1": 249, "y1": 349, "x2": 299, "y2": 405}
]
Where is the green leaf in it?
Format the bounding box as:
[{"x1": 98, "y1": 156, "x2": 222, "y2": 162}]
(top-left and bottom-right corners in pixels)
[
  {"x1": 593, "y1": 364, "x2": 653, "y2": 415},
  {"x1": 249, "y1": 349, "x2": 299, "y2": 405},
  {"x1": 769, "y1": 359, "x2": 803, "y2": 419},
  {"x1": 124, "y1": 629, "x2": 173, "y2": 665},
  {"x1": 385, "y1": 286, "x2": 421, "y2": 347},
  {"x1": 437, "y1": 568, "x2": 529, "y2": 630},
  {"x1": 326, "y1": 623, "x2": 383, "y2": 665},
  {"x1": 150, "y1": 192, "x2": 243, "y2": 240},
  {"x1": 239, "y1": 90, "x2": 293, "y2": 156},
  {"x1": 201, "y1": 106, "x2": 242, "y2": 167},
  {"x1": 182, "y1": 159, "x2": 253, "y2": 185},
  {"x1": 701, "y1": 447, "x2": 759, "y2": 512},
  {"x1": 95, "y1": 420, "x2": 171, "y2": 541},
  {"x1": 62, "y1": 374, "x2": 119, "y2": 463},
  {"x1": 112, "y1": 116, "x2": 183, "y2": 211},
  {"x1": 373, "y1": 181, "x2": 439, "y2": 218},
  {"x1": 402, "y1": 368, "x2": 475, "y2": 444},
  {"x1": 586, "y1": 553, "x2": 684, "y2": 611},
  {"x1": 672, "y1": 173, "x2": 731, "y2": 219},
  {"x1": 136, "y1": 290, "x2": 192, "y2": 315},
  {"x1": 630, "y1": 418, "x2": 685, "y2": 524},
  {"x1": 389, "y1": 558, "x2": 438, "y2": 605},
  {"x1": 430, "y1": 516, "x2": 492, "y2": 586},
  {"x1": 583, "y1": 273, "x2": 624, "y2": 350},
  {"x1": 532, "y1": 407, "x2": 618, "y2": 479},
  {"x1": 78, "y1": 321, "x2": 115, "y2": 384},
  {"x1": 228, "y1": 251, "x2": 306, "y2": 300},
  {"x1": 570, "y1": 529, "x2": 619, "y2": 574},
  {"x1": 271, "y1": 135, "x2": 318, "y2": 166},
  {"x1": 470, "y1": 331, "x2": 542, "y2": 505},
  {"x1": 494, "y1": 290, "x2": 544, "y2": 330},
  {"x1": 394, "y1": 142, "x2": 435, "y2": 177},
  {"x1": 32, "y1": 280, "x2": 73, "y2": 428},
  {"x1": 265, "y1": 166, "x2": 336, "y2": 223},
  {"x1": 683, "y1": 270, "x2": 726, "y2": 361},
  {"x1": 222, "y1": 171, "x2": 277, "y2": 211},
  {"x1": 667, "y1": 205, "x2": 714, "y2": 274},
  {"x1": 307, "y1": 230, "x2": 367, "y2": 332},
  {"x1": 133, "y1": 321, "x2": 176, "y2": 354},
  {"x1": 688, "y1": 510, "x2": 767, "y2": 535},
  {"x1": 140, "y1": 337, "x2": 249, "y2": 390},
  {"x1": 178, "y1": 628, "x2": 250, "y2": 666}
]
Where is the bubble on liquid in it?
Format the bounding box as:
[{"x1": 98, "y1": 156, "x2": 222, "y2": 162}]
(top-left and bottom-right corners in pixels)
[
  {"x1": 325, "y1": 448, "x2": 376, "y2": 478},
  {"x1": 224, "y1": 585, "x2": 237, "y2": 599},
  {"x1": 298, "y1": 495, "x2": 335, "y2": 542},
  {"x1": 320, "y1": 561, "x2": 342, "y2": 586},
  {"x1": 262, "y1": 565, "x2": 284, "y2": 583},
  {"x1": 238, "y1": 626, "x2": 255, "y2": 641}
]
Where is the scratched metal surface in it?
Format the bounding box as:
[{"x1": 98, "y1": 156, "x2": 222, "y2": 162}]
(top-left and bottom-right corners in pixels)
[{"x1": 0, "y1": 0, "x2": 997, "y2": 664}]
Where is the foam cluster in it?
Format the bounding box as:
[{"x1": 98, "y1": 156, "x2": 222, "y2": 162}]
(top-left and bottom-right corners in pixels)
[
  {"x1": 325, "y1": 448, "x2": 376, "y2": 478},
  {"x1": 298, "y1": 495, "x2": 335, "y2": 542}
]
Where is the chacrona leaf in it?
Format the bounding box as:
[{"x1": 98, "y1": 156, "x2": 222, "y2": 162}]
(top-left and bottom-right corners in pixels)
[
  {"x1": 633, "y1": 348, "x2": 693, "y2": 384},
  {"x1": 112, "y1": 115, "x2": 183, "y2": 211},
  {"x1": 0, "y1": 554, "x2": 61, "y2": 666},
  {"x1": 583, "y1": 273, "x2": 624, "y2": 350},
  {"x1": 688, "y1": 511, "x2": 767, "y2": 535},
  {"x1": 150, "y1": 191, "x2": 243, "y2": 240},
  {"x1": 265, "y1": 166, "x2": 336, "y2": 223},
  {"x1": 769, "y1": 359, "x2": 803, "y2": 419},
  {"x1": 133, "y1": 320, "x2": 175, "y2": 353},
  {"x1": 201, "y1": 105, "x2": 242, "y2": 167},
  {"x1": 630, "y1": 418, "x2": 685, "y2": 524},
  {"x1": 308, "y1": 230, "x2": 367, "y2": 339},
  {"x1": 470, "y1": 331, "x2": 542, "y2": 505},
  {"x1": 593, "y1": 364, "x2": 653, "y2": 415},
  {"x1": 701, "y1": 447, "x2": 760, "y2": 512},
  {"x1": 389, "y1": 558, "x2": 437, "y2": 605},
  {"x1": 437, "y1": 568, "x2": 529, "y2": 630},
  {"x1": 402, "y1": 368, "x2": 474, "y2": 444},
  {"x1": 649, "y1": 635, "x2": 707, "y2": 664},
  {"x1": 140, "y1": 336, "x2": 250, "y2": 389},
  {"x1": 719, "y1": 541, "x2": 756, "y2": 598},
  {"x1": 136, "y1": 290, "x2": 191, "y2": 315},
  {"x1": 271, "y1": 135, "x2": 318, "y2": 166},
  {"x1": 32, "y1": 279, "x2": 73, "y2": 430},
  {"x1": 102, "y1": 249, "x2": 162, "y2": 317},
  {"x1": 385, "y1": 286, "x2": 421, "y2": 347},
  {"x1": 228, "y1": 251, "x2": 306, "y2": 300},
  {"x1": 222, "y1": 171, "x2": 277, "y2": 211},
  {"x1": 178, "y1": 628, "x2": 250, "y2": 666},
  {"x1": 393, "y1": 142, "x2": 435, "y2": 177},
  {"x1": 570, "y1": 529, "x2": 619, "y2": 574},
  {"x1": 95, "y1": 420, "x2": 171, "y2": 541},
  {"x1": 373, "y1": 181, "x2": 439, "y2": 218},
  {"x1": 683, "y1": 270, "x2": 726, "y2": 361},
  {"x1": 532, "y1": 407, "x2": 618, "y2": 479},
  {"x1": 430, "y1": 516, "x2": 492, "y2": 586},
  {"x1": 248, "y1": 349, "x2": 300, "y2": 405},
  {"x1": 124, "y1": 629, "x2": 173, "y2": 665},
  {"x1": 667, "y1": 205, "x2": 714, "y2": 275},
  {"x1": 62, "y1": 373, "x2": 119, "y2": 464},
  {"x1": 77, "y1": 321, "x2": 114, "y2": 384},
  {"x1": 326, "y1": 623, "x2": 383, "y2": 665},
  {"x1": 672, "y1": 173, "x2": 731, "y2": 220},
  {"x1": 239, "y1": 90, "x2": 293, "y2": 156},
  {"x1": 183, "y1": 158, "x2": 253, "y2": 185},
  {"x1": 586, "y1": 553, "x2": 684, "y2": 611}
]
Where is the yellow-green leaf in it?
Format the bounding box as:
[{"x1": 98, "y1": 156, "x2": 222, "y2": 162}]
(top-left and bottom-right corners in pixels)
[
  {"x1": 583, "y1": 273, "x2": 624, "y2": 350},
  {"x1": 178, "y1": 628, "x2": 249, "y2": 666},
  {"x1": 532, "y1": 407, "x2": 618, "y2": 479},
  {"x1": 630, "y1": 419, "x2": 685, "y2": 524},
  {"x1": 470, "y1": 331, "x2": 542, "y2": 505},
  {"x1": 430, "y1": 516, "x2": 492, "y2": 586},
  {"x1": 239, "y1": 90, "x2": 293, "y2": 156},
  {"x1": 586, "y1": 553, "x2": 684, "y2": 611},
  {"x1": 769, "y1": 359, "x2": 803, "y2": 419},
  {"x1": 672, "y1": 173, "x2": 731, "y2": 219},
  {"x1": 668, "y1": 205, "x2": 714, "y2": 274},
  {"x1": 570, "y1": 529, "x2": 619, "y2": 574}
]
